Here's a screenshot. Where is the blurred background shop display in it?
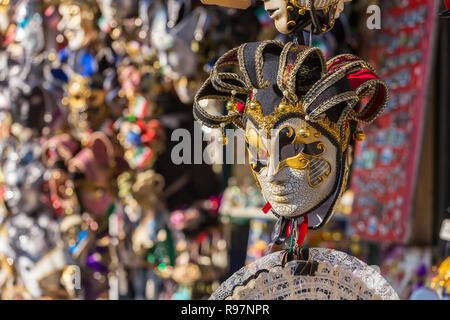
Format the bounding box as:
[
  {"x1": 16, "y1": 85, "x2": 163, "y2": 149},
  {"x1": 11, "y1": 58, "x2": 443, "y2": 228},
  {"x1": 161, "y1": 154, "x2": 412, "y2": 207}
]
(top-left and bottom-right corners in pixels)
[{"x1": 0, "y1": 0, "x2": 449, "y2": 300}]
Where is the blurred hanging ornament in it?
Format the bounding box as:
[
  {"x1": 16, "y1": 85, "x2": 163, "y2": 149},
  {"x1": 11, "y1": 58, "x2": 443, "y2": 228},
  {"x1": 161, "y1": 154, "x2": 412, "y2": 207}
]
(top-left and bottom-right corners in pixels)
[{"x1": 57, "y1": 0, "x2": 99, "y2": 50}]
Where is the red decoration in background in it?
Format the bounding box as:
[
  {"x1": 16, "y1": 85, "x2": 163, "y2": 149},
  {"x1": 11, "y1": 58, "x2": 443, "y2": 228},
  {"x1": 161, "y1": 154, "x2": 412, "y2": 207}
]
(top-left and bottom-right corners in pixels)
[{"x1": 349, "y1": 0, "x2": 438, "y2": 243}]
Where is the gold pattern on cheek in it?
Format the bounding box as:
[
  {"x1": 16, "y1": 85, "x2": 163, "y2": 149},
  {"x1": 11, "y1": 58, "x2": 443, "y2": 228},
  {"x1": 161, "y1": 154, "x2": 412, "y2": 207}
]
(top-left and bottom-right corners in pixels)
[
  {"x1": 275, "y1": 124, "x2": 322, "y2": 175},
  {"x1": 305, "y1": 142, "x2": 332, "y2": 188},
  {"x1": 283, "y1": 141, "x2": 332, "y2": 188},
  {"x1": 284, "y1": 153, "x2": 309, "y2": 171}
]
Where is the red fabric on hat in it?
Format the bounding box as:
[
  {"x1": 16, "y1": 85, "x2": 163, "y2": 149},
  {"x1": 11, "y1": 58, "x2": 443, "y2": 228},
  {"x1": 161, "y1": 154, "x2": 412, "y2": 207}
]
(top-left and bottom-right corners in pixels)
[
  {"x1": 346, "y1": 69, "x2": 379, "y2": 89},
  {"x1": 327, "y1": 56, "x2": 359, "y2": 73},
  {"x1": 347, "y1": 69, "x2": 385, "y2": 122},
  {"x1": 237, "y1": 102, "x2": 245, "y2": 113}
]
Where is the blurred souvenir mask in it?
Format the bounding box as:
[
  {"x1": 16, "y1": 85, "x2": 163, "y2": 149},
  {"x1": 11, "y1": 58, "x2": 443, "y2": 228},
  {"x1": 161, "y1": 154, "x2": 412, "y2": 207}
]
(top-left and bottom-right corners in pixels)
[
  {"x1": 10, "y1": 85, "x2": 46, "y2": 133},
  {"x1": 78, "y1": 181, "x2": 114, "y2": 219},
  {"x1": 16, "y1": 255, "x2": 41, "y2": 297},
  {"x1": 98, "y1": 0, "x2": 139, "y2": 23},
  {"x1": 6, "y1": 211, "x2": 60, "y2": 298},
  {"x1": 131, "y1": 170, "x2": 165, "y2": 208},
  {"x1": 45, "y1": 169, "x2": 80, "y2": 216},
  {"x1": 0, "y1": 0, "x2": 10, "y2": 37},
  {"x1": 7, "y1": 212, "x2": 57, "y2": 259},
  {"x1": 2, "y1": 140, "x2": 44, "y2": 215},
  {"x1": 132, "y1": 213, "x2": 172, "y2": 262},
  {"x1": 59, "y1": 214, "x2": 90, "y2": 258},
  {"x1": 14, "y1": 0, "x2": 45, "y2": 55},
  {"x1": 58, "y1": 0, "x2": 98, "y2": 50},
  {"x1": 150, "y1": 5, "x2": 209, "y2": 79},
  {"x1": 117, "y1": 65, "x2": 140, "y2": 98},
  {"x1": 68, "y1": 132, "x2": 116, "y2": 219},
  {"x1": 262, "y1": 0, "x2": 351, "y2": 35},
  {"x1": 65, "y1": 73, "x2": 108, "y2": 131},
  {"x1": 174, "y1": 76, "x2": 201, "y2": 104},
  {"x1": 116, "y1": 120, "x2": 165, "y2": 170},
  {"x1": 40, "y1": 135, "x2": 81, "y2": 216}
]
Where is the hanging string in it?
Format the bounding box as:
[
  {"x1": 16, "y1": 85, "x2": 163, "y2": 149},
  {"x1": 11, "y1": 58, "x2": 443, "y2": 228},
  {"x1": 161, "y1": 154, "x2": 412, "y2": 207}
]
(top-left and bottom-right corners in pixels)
[
  {"x1": 288, "y1": 219, "x2": 295, "y2": 253},
  {"x1": 286, "y1": 215, "x2": 309, "y2": 254},
  {"x1": 308, "y1": 0, "x2": 313, "y2": 47}
]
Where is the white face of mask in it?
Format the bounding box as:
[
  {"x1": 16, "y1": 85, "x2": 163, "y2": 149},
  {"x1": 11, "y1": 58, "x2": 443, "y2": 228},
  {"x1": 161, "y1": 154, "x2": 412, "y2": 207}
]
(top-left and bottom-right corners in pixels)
[
  {"x1": 245, "y1": 117, "x2": 339, "y2": 219},
  {"x1": 262, "y1": 0, "x2": 290, "y2": 34}
]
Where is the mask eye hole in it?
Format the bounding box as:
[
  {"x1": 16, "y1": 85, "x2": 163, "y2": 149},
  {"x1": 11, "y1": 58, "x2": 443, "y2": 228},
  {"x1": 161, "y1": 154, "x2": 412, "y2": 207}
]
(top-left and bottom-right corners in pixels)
[
  {"x1": 278, "y1": 126, "x2": 304, "y2": 161},
  {"x1": 280, "y1": 143, "x2": 304, "y2": 161}
]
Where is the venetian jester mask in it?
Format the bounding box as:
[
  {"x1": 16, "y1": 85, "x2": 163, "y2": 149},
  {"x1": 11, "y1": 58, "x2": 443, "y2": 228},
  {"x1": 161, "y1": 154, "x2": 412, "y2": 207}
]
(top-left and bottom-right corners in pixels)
[
  {"x1": 194, "y1": 41, "x2": 388, "y2": 233},
  {"x1": 64, "y1": 73, "x2": 108, "y2": 136}
]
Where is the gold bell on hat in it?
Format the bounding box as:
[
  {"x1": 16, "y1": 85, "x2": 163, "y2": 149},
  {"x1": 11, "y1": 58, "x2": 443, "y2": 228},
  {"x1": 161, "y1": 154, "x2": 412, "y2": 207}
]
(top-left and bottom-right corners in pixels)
[
  {"x1": 353, "y1": 127, "x2": 365, "y2": 141},
  {"x1": 277, "y1": 100, "x2": 289, "y2": 112},
  {"x1": 248, "y1": 100, "x2": 261, "y2": 111},
  {"x1": 218, "y1": 123, "x2": 228, "y2": 145},
  {"x1": 226, "y1": 99, "x2": 237, "y2": 112},
  {"x1": 226, "y1": 90, "x2": 237, "y2": 112},
  {"x1": 299, "y1": 126, "x2": 310, "y2": 138},
  {"x1": 218, "y1": 136, "x2": 228, "y2": 145},
  {"x1": 277, "y1": 92, "x2": 290, "y2": 113},
  {"x1": 299, "y1": 115, "x2": 310, "y2": 138},
  {"x1": 248, "y1": 89, "x2": 261, "y2": 111}
]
